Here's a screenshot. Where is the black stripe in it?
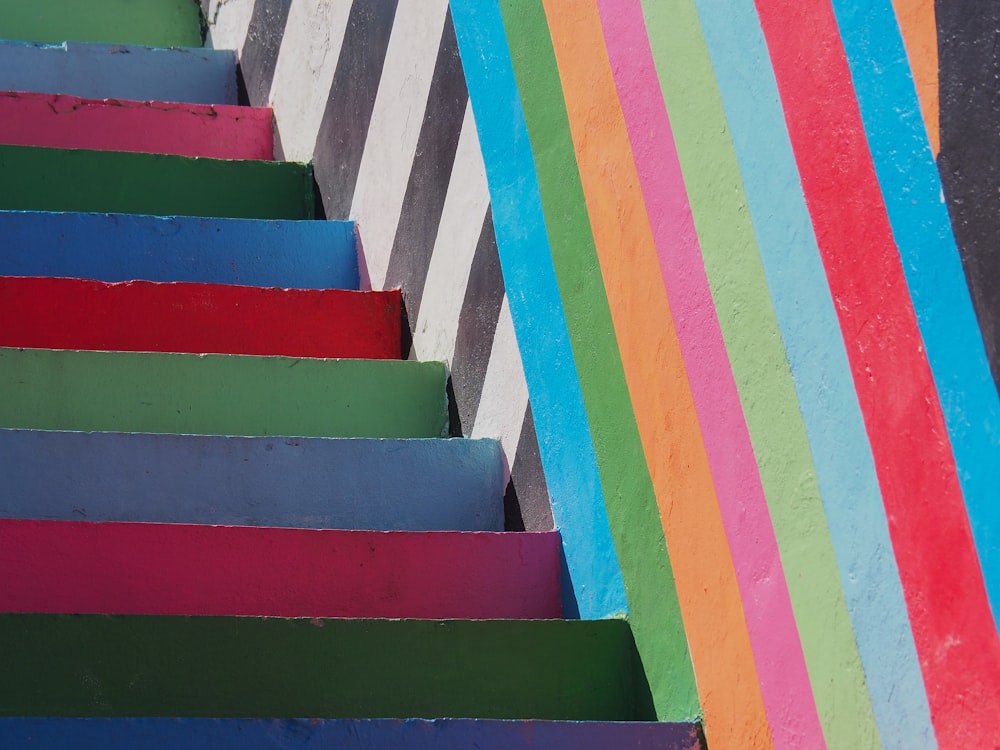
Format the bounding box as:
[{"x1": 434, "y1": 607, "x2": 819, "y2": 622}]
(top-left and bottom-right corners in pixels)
[
  {"x1": 312, "y1": 0, "x2": 399, "y2": 220},
  {"x1": 238, "y1": 0, "x2": 293, "y2": 107},
  {"x1": 937, "y1": 1, "x2": 1000, "y2": 386},
  {"x1": 384, "y1": 8, "x2": 468, "y2": 320},
  {"x1": 450, "y1": 206, "x2": 504, "y2": 432},
  {"x1": 506, "y1": 403, "x2": 554, "y2": 532}
]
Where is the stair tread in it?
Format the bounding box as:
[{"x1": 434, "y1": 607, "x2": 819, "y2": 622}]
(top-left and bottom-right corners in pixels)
[
  {"x1": 0, "y1": 91, "x2": 274, "y2": 160},
  {"x1": 0, "y1": 347, "x2": 448, "y2": 438},
  {"x1": 0, "y1": 277, "x2": 400, "y2": 359},
  {"x1": 0, "y1": 40, "x2": 236, "y2": 105},
  {"x1": 0, "y1": 144, "x2": 313, "y2": 220},
  {"x1": 0, "y1": 520, "x2": 560, "y2": 619},
  {"x1": 0, "y1": 211, "x2": 358, "y2": 290},
  {"x1": 0, "y1": 430, "x2": 504, "y2": 531},
  {"x1": 0, "y1": 615, "x2": 652, "y2": 721}
]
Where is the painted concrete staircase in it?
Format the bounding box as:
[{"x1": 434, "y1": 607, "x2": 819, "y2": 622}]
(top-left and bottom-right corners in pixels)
[{"x1": 0, "y1": 4, "x2": 703, "y2": 748}]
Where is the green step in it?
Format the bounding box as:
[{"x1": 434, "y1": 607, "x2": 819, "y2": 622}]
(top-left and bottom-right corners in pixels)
[
  {"x1": 0, "y1": 145, "x2": 313, "y2": 220},
  {"x1": 0, "y1": 348, "x2": 448, "y2": 438},
  {"x1": 0, "y1": 0, "x2": 203, "y2": 48},
  {"x1": 0, "y1": 615, "x2": 653, "y2": 721}
]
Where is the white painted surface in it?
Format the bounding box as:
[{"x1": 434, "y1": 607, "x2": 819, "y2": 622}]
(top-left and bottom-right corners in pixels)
[{"x1": 205, "y1": 0, "x2": 255, "y2": 53}]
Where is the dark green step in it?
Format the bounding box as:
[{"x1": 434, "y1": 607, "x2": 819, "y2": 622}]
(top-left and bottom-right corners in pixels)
[
  {"x1": 0, "y1": 145, "x2": 313, "y2": 219},
  {"x1": 0, "y1": 348, "x2": 448, "y2": 438},
  {"x1": 0, "y1": 615, "x2": 654, "y2": 721}
]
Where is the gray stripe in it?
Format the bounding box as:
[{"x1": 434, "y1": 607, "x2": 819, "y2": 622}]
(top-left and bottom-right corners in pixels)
[{"x1": 239, "y1": 0, "x2": 293, "y2": 107}]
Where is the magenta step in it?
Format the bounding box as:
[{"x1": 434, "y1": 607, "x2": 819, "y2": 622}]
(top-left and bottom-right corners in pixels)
[
  {"x1": 0, "y1": 91, "x2": 273, "y2": 160},
  {"x1": 0, "y1": 520, "x2": 562, "y2": 619}
]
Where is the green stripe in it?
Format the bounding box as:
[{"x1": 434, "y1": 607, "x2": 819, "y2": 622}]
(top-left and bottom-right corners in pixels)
[
  {"x1": 0, "y1": 614, "x2": 652, "y2": 720},
  {"x1": 0, "y1": 348, "x2": 448, "y2": 438},
  {"x1": 0, "y1": 145, "x2": 314, "y2": 220},
  {"x1": 640, "y1": 1, "x2": 880, "y2": 745},
  {"x1": 499, "y1": 0, "x2": 699, "y2": 721}
]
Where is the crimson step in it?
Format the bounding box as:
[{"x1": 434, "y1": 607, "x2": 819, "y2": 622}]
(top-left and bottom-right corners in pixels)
[
  {"x1": 0, "y1": 211, "x2": 358, "y2": 290},
  {"x1": 0, "y1": 615, "x2": 652, "y2": 720},
  {"x1": 0, "y1": 521, "x2": 559, "y2": 619},
  {"x1": 0, "y1": 430, "x2": 504, "y2": 531},
  {"x1": 0, "y1": 718, "x2": 706, "y2": 749},
  {"x1": 0, "y1": 41, "x2": 237, "y2": 105},
  {"x1": 0, "y1": 92, "x2": 273, "y2": 160},
  {"x1": 0, "y1": 277, "x2": 400, "y2": 359},
  {"x1": 0, "y1": 348, "x2": 448, "y2": 438}
]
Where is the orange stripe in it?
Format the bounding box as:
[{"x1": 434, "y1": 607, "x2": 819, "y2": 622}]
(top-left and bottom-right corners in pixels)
[
  {"x1": 892, "y1": 0, "x2": 939, "y2": 153},
  {"x1": 541, "y1": 1, "x2": 773, "y2": 746}
]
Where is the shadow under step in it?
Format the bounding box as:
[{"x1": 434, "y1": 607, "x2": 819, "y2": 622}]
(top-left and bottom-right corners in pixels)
[
  {"x1": 0, "y1": 145, "x2": 312, "y2": 219},
  {"x1": 0, "y1": 615, "x2": 654, "y2": 721},
  {"x1": 0, "y1": 348, "x2": 448, "y2": 438},
  {"x1": 0, "y1": 212, "x2": 358, "y2": 290},
  {"x1": 0, "y1": 41, "x2": 236, "y2": 105},
  {"x1": 0, "y1": 91, "x2": 274, "y2": 160}
]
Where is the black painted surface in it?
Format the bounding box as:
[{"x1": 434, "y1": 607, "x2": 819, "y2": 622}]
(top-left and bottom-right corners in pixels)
[
  {"x1": 312, "y1": 0, "x2": 399, "y2": 219},
  {"x1": 384, "y1": 9, "x2": 469, "y2": 320},
  {"x1": 507, "y1": 404, "x2": 554, "y2": 533},
  {"x1": 239, "y1": 0, "x2": 292, "y2": 107},
  {"x1": 937, "y1": 1, "x2": 1000, "y2": 386}
]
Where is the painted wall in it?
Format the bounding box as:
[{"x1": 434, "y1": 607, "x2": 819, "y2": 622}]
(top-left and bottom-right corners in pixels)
[{"x1": 208, "y1": 0, "x2": 1000, "y2": 746}]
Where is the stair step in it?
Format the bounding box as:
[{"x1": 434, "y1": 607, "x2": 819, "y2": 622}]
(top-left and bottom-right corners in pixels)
[
  {"x1": 0, "y1": 277, "x2": 400, "y2": 359},
  {"x1": 0, "y1": 348, "x2": 448, "y2": 438},
  {"x1": 0, "y1": 521, "x2": 560, "y2": 619},
  {"x1": 0, "y1": 41, "x2": 236, "y2": 105},
  {"x1": 0, "y1": 91, "x2": 273, "y2": 160},
  {"x1": 0, "y1": 145, "x2": 312, "y2": 219},
  {"x1": 0, "y1": 430, "x2": 504, "y2": 531},
  {"x1": 0, "y1": 0, "x2": 203, "y2": 48},
  {"x1": 0, "y1": 615, "x2": 651, "y2": 720},
  {"x1": 0, "y1": 718, "x2": 705, "y2": 749},
  {"x1": 0, "y1": 211, "x2": 357, "y2": 289}
]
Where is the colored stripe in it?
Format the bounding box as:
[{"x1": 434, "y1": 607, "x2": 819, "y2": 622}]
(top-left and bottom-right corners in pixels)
[
  {"x1": 0, "y1": 520, "x2": 560, "y2": 619},
  {"x1": 755, "y1": 0, "x2": 1000, "y2": 743},
  {"x1": 596, "y1": 2, "x2": 822, "y2": 745},
  {"x1": 695, "y1": 0, "x2": 935, "y2": 744},
  {"x1": 545, "y1": 2, "x2": 772, "y2": 746},
  {"x1": 890, "y1": 0, "x2": 939, "y2": 153},
  {"x1": 450, "y1": 0, "x2": 629, "y2": 622},
  {"x1": 640, "y1": 1, "x2": 880, "y2": 744},
  {"x1": 499, "y1": 0, "x2": 698, "y2": 719},
  {"x1": 240, "y1": 0, "x2": 293, "y2": 106}
]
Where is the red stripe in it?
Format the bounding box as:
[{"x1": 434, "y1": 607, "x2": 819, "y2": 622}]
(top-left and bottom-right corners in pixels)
[{"x1": 753, "y1": 0, "x2": 1000, "y2": 743}]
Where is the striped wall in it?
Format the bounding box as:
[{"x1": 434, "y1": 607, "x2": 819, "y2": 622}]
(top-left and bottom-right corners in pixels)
[{"x1": 208, "y1": 0, "x2": 1000, "y2": 747}]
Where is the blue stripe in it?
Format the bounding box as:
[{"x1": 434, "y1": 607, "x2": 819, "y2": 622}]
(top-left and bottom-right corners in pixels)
[
  {"x1": 832, "y1": 0, "x2": 1000, "y2": 628},
  {"x1": 693, "y1": 0, "x2": 935, "y2": 743},
  {"x1": 449, "y1": 0, "x2": 628, "y2": 618}
]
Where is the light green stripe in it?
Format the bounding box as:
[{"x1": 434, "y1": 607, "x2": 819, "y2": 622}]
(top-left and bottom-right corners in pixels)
[
  {"x1": 640, "y1": 1, "x2": 880, "y2": 745},
  {"x1": 500, "y1": 0, "x2": 699, "y2": 721}
]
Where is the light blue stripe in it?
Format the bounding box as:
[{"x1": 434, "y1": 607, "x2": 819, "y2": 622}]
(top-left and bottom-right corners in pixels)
[
  {"x1": 693, "y1": 1, "x2": 935, "y2": 744},
  {"x1": 449, "y1": 0, "x2": 628, "y2": 618},
  {"x1": 832, "y1": 0, "x2": 1000, "y2": 629}
]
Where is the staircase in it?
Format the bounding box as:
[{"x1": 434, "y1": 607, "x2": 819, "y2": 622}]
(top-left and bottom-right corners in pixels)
[{"x1": 0, "y1": 3, "x2": 703, "y2": 747}]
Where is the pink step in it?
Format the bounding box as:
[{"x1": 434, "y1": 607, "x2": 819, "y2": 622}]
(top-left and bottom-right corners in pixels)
[
  {"x1": 0, "y1": 91, "x2": 273, "y2": 160},
  {"x1": 0, "y1": 519, "x2": 562, "y2": 619}
]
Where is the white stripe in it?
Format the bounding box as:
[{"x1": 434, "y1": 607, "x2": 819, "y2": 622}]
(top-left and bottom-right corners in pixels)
[
  {"x1": 205, "y1": 0, "x2": 255, "y2": 53},
  {"x1": 352, "y1": 0, "x2": 449, "y2": 290},
  {"x1": 411, "y1": 102, "x2": 490, "y2": 365},
  {"x1": 472, "y1": 297, "x2": 529, "y2": 468},
  {"x1": 268, "y1": 0, "x2": 353, "y2": 161}
]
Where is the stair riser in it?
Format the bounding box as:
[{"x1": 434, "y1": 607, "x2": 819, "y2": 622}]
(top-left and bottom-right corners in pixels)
[
  {"x1": 0, "y1": 92, "x2": 273, "y2": 160},
  {"x1": 0, "y1": 348, "x2": 448, "y2": 438},
  {"x1": 0, "y1": 41, "x2": 236, "y2": 105},
  {"x1": 0, "y1": 278, "x2": 400, "y2": 359},
  {"x1": 0, "y1": 520, "x2": 560, "y2": 619},
  {"x1": 0, "y1": 430, "x2": 503, "y2": 531},
  {"x1": 0, "y1": 718, "x2": 705, "y2": 749},
  {"x1": 0, "y1": 145, "x2": 313, "y2": 219},
  {"x1": 0, "y1": 615, "x2": 649, "y2": 720},
  {"x1": 0, "y1": 211, "x2": 358, "y2": 290}
]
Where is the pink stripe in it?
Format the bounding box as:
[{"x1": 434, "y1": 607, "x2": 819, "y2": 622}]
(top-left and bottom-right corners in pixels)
[
  {"x1": 0, "y1": 519, "x2": 562, "y2": 620},
  {"x1": 596, "y1": 2, "x2": 824, "y2": 746},
  {"x1": 0, "y1": 91, "x2": 273, "y2": 160}
]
